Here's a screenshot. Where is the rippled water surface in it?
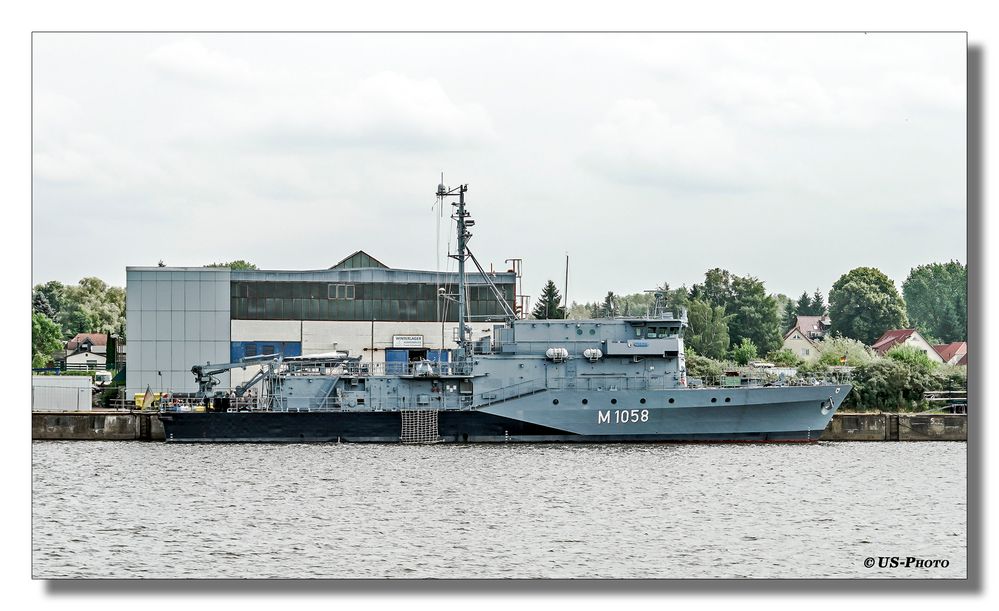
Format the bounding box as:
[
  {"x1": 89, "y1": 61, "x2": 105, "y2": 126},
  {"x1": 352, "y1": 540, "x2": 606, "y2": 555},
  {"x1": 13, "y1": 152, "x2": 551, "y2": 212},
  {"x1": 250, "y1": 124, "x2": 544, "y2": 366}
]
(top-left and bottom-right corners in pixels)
[{"x1": 32, "y1": 441, "x2": 966, "y2": 578}]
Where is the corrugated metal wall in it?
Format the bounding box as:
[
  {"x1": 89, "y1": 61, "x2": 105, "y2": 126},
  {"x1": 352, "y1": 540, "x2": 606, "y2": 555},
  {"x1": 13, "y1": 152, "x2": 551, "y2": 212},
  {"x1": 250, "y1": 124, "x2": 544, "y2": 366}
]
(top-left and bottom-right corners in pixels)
[{"x1": 32, "y1": 376, "x2": 92, "y2": 411}]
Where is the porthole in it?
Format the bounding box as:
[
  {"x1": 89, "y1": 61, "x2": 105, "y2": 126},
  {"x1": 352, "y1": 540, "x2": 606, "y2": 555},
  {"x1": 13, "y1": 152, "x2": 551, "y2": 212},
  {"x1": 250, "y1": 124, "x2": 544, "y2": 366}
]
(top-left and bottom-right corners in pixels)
[
  {"x1": 553, "y1": 399, "x2": 559, "y2": 405},
  {"x1": 668, "y1": 398, "x2": 675, "y2": 404},
  {"x1": 724, "y1": 397, "x2": 731, "y2": 403},
  {"x1": 576, "y1": 328, "x2": 583, "y2": 335},
  {"x1": 582, "y1": 399, "x2": 588, "y2": 405},
  {"x1": 589, "y1": 329, "x2": 596, "y2": 335},
  {"x1": 611, "y1": 398, "x2": 617, "y2": 405},
  {"x1": 640, "y1": 398, "x2": 646, "y2": 404},
  {"x1": 711, "y1": 397, "x2": 717, "y2": 403}
]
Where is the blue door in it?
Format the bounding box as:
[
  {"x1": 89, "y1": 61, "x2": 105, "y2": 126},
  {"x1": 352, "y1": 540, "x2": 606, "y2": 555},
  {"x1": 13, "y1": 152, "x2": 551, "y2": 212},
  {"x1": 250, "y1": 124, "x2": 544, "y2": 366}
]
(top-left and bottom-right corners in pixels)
[{"x1": 385, "y1": 348, "x2": 409, "y2": 375}]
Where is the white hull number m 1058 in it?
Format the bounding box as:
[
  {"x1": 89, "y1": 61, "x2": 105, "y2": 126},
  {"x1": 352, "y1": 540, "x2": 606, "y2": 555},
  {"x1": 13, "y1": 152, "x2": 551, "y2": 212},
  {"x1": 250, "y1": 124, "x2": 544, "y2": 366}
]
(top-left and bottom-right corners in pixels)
[{"x1": 598, "y1": 409, "x2": 649, "y2": 424}]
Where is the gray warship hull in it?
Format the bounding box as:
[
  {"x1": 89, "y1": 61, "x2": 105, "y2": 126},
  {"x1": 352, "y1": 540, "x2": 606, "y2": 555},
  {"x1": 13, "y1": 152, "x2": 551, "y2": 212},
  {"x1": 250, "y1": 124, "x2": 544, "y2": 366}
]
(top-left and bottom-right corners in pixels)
[{"x1": 159, "y1": 384, "x2": 849, "y2": 443}]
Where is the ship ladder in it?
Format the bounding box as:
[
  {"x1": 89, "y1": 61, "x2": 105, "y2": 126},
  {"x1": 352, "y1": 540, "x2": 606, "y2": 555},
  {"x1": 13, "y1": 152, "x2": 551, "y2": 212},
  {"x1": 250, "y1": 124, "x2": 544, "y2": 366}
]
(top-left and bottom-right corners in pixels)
[{"x1": 400, "y1": 409, "x2": 442, "y2": 444}]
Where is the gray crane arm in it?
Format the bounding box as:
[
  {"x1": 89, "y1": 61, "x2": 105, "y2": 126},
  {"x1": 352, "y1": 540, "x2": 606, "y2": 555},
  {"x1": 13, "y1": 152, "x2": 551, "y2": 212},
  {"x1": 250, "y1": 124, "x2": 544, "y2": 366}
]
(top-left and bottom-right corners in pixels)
[{"x1": 191, "y1": 354, "x2": 282, "y2": 397}]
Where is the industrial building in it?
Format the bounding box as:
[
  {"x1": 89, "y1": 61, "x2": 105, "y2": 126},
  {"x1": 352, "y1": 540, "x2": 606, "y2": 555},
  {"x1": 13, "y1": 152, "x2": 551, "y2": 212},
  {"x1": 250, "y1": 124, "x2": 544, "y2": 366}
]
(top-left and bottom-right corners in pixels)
[{"x1": 125, "y1": 251, "x2": 518, "y2": 396}]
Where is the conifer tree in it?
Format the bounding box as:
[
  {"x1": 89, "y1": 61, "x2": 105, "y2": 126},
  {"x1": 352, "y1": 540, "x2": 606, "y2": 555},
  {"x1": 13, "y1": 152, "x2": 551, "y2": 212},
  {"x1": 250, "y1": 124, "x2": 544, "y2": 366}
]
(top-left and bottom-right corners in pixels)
[{"x1": 530, "y1": 280, "x2": 566, "y2": 319}]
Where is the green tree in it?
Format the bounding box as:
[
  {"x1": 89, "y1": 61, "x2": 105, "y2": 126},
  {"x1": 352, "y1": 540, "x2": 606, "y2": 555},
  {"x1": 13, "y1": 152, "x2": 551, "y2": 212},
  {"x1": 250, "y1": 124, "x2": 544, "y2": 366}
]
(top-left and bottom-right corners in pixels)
[
  {"x1": 599, "y1": 291, "x2": 617, "y2": 317},
  {"x1": 106, "y1": 334, "x2": 118, "y2": 370},
  {"x1": 902, "y1": 261, "x2": 967, "y2": 343},
  {"x1": 616, "y1": 292, "x2": 657, "y2": 317},
  {"x1": 32, "y1": 290, "x2": 56, "y2": 319},
  {"x1": 206, "y1": 260, "x2": 258, "y2": 270},
  {"x1": 782, "y1": 299, "x2": 797, "y2": 332},
  {"x1": 685, "y1": 299, "x2": 731, "y2": 360},
  {"x1": 848, "y1": 359, "x2": 936, "y2": 411},
  {"x1": 32, "y1": 312, "x2": 63, "y2": 368},
  {"x1": 691, "y1": 268, "x2": 733, "y2": 309},
  {"x1": 931, "y1": 364, "x2": 967, "y2": 394},
  {"x1": 817, "y1": 335, "x2": 876, "y2": 367},
  {"x1": 828, "y1": 267, "x2": 909, "y2": 345},
  {"x1": 566, "y1": 301, "x2": 590, "y2": 320},
  {"x1": 810, "y1": 288, "x2": 826, "y2": 315},
  {"x1": 684, "y1": 352, "x2": 724, "y2": 382},
  {"x1": 531, "y1": 280, "x2": 567, "y2": 319},
  {"x1": 886, "y1": 344, "x2": 937, "y2": 372},
  {"x1": 58, "y1": 277, "x2": 126, "y2": 338},
  {"x1": 765, "y1": 348, "x2": 803, "y2": 367},
  {"x1": 33, "y1": 281, "x2": 67, "y2": 323},
  {"x1": 727, "y1": 275, "x2": 782, "y2": 354},
  {"x1": 729, "y1": 338, "x2": 759, "y2": 365},
  {"x1": 795, "y1": 291, "x2": 812, "y2": 316}
]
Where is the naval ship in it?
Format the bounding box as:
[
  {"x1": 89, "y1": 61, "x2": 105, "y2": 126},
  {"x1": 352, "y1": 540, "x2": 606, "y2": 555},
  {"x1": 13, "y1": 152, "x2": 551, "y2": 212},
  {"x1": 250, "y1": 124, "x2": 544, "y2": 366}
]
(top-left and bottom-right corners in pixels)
[{"x1": 159, "y1": 182, "x2": 851, "y2": 443}]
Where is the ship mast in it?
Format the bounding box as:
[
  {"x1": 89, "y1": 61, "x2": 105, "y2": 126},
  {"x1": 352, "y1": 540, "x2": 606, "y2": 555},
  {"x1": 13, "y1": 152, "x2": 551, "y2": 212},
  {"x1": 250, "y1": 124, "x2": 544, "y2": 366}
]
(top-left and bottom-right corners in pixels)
[{"x1": 438, "y1": 181, "x2": 471, "y2": 360}]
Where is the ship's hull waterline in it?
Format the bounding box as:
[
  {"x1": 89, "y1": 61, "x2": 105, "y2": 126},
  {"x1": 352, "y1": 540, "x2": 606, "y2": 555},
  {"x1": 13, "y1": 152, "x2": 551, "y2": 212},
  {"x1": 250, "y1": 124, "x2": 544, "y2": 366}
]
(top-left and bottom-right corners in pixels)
[{"x1": 159, "y1": 384, "x2": 850, "y2": 443}]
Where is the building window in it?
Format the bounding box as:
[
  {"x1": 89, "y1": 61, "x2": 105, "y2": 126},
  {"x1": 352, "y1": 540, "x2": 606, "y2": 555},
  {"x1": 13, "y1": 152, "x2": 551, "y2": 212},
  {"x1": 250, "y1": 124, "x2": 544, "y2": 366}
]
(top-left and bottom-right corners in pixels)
[{"x1": 328, "y1": 284, "x2": 355, "y2": 300}]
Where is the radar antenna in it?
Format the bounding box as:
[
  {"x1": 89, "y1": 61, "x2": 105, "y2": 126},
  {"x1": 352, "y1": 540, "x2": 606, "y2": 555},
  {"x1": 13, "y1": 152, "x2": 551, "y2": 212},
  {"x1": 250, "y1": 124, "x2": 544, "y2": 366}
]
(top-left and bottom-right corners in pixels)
[{"x1": 643, "y1": 289, "x2": 667, "y2": 318}]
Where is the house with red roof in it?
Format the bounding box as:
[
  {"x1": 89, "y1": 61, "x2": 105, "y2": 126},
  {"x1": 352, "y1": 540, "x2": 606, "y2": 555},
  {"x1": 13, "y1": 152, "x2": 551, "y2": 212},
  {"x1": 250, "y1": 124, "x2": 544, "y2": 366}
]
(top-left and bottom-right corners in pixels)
[
  {"x1": 870, "y1": 329, "x2": 945, "y2": 363},
  {"x1": 59, "y1": 332, "x2": 108, "y2": 370},
  {"x1": 932, "y1": 341, "x2": 967, "y2": 366}
]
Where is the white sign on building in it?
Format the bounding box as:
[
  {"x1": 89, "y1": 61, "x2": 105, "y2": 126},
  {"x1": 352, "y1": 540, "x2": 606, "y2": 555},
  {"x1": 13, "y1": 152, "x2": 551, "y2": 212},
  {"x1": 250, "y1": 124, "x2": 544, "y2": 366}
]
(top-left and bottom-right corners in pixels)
[{"x1": 392, "y1": 335, "x2": 424, "y2": 348}]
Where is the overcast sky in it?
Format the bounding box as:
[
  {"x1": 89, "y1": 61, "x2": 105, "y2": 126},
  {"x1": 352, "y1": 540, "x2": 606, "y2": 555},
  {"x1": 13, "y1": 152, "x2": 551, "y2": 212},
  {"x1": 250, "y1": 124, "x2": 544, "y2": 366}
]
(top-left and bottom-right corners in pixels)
[{"x1": 32, "y1": 33, "x2": 966, "y2": 305}]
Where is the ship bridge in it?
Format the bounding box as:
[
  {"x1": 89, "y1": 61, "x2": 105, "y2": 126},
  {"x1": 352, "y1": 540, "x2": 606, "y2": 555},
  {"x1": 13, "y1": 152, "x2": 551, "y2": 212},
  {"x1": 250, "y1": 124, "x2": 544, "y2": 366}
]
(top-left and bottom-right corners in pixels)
[{"x1": 490, "y1": 312, "x2": 687, "y2": 359}]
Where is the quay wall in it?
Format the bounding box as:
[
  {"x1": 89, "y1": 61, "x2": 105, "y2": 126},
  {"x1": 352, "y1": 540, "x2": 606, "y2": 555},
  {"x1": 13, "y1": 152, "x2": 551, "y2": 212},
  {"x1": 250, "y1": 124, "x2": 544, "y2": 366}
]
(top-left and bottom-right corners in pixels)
[
  {"x1": 31, "y1": 411, "x2": 965, "y2": 442},
  {"x1": 32, "y1": 411, "x2": 165, "y2": 441},
  {"x1": 820, "y1": 413, "x2": 967, "y2": 441}
]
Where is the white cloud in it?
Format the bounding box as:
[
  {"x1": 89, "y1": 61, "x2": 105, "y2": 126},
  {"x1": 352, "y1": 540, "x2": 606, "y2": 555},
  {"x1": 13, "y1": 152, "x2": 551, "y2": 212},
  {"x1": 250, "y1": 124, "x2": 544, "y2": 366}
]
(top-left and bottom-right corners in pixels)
[
  {"x1": 580, "y1": 98, "x2": 755, "y2": 190},
  {"x1": 243, "y1": 71, "x2": 497, "y2": 150},
  {"x1": 633, "y1": 35, "x2": 964, "y2": 130},
  {"x1": 147, "y1": 39, "x2": 254, "y2": 85}
]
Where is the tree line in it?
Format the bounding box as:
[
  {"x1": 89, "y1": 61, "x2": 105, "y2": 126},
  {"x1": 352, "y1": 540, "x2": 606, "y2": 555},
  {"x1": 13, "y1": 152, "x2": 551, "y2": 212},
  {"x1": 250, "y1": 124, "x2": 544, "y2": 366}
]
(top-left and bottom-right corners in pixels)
[{"x1": 531, "y1": 260, "x2": 968, "y2": 363}]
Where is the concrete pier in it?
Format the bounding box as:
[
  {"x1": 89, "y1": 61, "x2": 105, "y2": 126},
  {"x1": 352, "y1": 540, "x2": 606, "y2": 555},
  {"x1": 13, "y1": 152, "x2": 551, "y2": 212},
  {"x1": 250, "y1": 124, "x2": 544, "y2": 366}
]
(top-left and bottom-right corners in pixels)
[
  {"x1": 32, "y1": 411, "x2": 165, "y2": 441},
  {"x1": 31, "y1": 411, "x2": 965, "y2": 442}
]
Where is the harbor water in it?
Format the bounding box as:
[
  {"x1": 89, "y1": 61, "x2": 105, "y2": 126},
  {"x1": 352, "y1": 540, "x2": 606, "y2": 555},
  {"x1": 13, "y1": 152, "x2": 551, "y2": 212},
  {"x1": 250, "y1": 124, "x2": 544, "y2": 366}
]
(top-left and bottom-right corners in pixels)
[{"x1": 32, "y1": 441, "x2": 967, "y2": 579}]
